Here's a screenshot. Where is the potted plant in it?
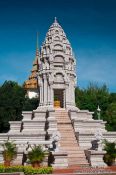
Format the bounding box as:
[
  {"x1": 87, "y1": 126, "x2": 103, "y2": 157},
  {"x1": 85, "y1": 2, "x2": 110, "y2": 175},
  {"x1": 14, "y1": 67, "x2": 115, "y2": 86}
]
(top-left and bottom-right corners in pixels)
[
  {"x1": 28, "y1": 145, "x2": 47, "y2": 167},
  {"x1": 103, "y1": 140, "x2": 116, "y2": 166},
  {"x1": 54, "y1": 96, "x2": 60, "y2": 108},
  {"x1": 2, "y1": 140, "x2": 17, "y2": 166}
]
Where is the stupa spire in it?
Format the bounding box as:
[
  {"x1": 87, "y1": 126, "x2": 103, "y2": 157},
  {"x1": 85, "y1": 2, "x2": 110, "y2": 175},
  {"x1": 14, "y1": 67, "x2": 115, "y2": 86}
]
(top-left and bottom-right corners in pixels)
[
  {"x1": 54, "y1": 17, "x2": 57, "y2": 23},
  {"x1": 36, "y1": 32, "x2": 39, "y2": 56}
]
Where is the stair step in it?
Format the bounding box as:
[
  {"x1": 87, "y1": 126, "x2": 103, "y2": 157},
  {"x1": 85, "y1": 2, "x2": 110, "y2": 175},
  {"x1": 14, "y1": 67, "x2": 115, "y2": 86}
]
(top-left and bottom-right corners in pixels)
[
  {"x1": 58, "y1": 126, "x2": 73, "y2": 129},
  {"x1": 66, "y1": 150, "x2": 85, "y2": 154},
  {"x1": 68, "y1": 156, "x2": 87, "y2": 160},
  {"x1": 61, "y1": 148, "x2": 81, "y2": 151},
  {"x1": 57, "y1": 121, "x2": 71, "y2": 122},
  {"x1": 58, "y1": 130, "x2": 74, "y2": 133},
  {"x1": 69, "y1": 162, "x2": 88, "y2": 165},
  {"x1": 60, "y1": 140, "x2": 77, "y2": 143},
  {"x1": 69, "y1": 160, "x2": 88, "y2": 163},
  {"x1": 68, "y1": 154, "x2": 86, "y2": 158},
  {"x1": 60, "y1": 143, "x2": 78, "y2": 146},
  {"x1": 55, "y1": 109, "x2": 88, "y2": 166}
]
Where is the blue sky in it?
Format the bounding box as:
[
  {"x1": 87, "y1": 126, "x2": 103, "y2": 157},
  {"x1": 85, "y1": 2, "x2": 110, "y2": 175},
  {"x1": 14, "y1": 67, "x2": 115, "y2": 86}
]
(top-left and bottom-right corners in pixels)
[{"x1": 0, "y1": 0, "x2": 116, "y2": 92}]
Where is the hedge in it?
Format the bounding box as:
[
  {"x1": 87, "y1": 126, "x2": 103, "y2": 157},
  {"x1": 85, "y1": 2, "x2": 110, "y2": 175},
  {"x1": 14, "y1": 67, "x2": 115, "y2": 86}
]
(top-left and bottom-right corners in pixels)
[{"x1": 0, "y1": 165, "x2": 53, "y2": 174}]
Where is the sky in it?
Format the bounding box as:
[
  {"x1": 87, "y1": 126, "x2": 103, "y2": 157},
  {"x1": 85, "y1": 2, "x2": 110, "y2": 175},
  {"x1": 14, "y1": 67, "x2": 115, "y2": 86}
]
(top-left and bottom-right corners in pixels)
[{"x1": 0, "y1": 0, "x2": 116, "y2": 92}]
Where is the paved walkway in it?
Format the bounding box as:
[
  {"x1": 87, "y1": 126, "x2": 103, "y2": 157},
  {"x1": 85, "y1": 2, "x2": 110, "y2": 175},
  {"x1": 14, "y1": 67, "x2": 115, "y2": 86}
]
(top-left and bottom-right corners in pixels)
[{"x1": 53, "y1": 166, "x2": 116, "y2": 174}]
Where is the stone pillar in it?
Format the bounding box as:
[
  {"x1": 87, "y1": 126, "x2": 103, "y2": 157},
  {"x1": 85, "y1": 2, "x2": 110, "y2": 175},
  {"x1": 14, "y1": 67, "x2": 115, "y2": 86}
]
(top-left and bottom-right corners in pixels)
[
  {"x1": 41, "y1": 79, "x2": 44, "y2": 106},
  {"x1": 48, "y1": 84, "x2": 50, "y2": 105},
  {"x1": 63, "y1": 89, "x2": 66, "y2": 108},
  {"x1": 43, "y1": 74, "x2": 47, "y2": 106},
  {"x1": 68, "y1": 83, "x2": 72, "y2": 106},
  {"x1": 69, "y1": 79, "x2": 75, "y2": 106},
  {"x1": 50, "y1": 85, "x2": 54, "y2": 106},
  {"x1": 39, "y1": 86, "x2": 41, "y2": 105},
  {"x1": 65, "y1": 84, "x2": 70, "y2": 107},
  {"x1": 39, "y1": 86, "x2": 42, "y2": 106},
  {"x1": 72, "y1": 83, "x2": 75, "y2": 106},
  {"x1": 38, "y1": 76, "x2": 43, "y2": 106}
]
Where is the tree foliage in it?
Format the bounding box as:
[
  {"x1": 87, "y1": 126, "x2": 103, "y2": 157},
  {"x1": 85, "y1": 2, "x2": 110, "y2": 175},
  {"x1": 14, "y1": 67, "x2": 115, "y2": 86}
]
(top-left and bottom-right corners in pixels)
[
  {"x1": 75, "y1": 83, "x2": 116, "y2": 131},
  {"x1": 0, "y1": 81, "x2": 25, "y2": 132},
  {"x1": 0, "y1": 81, "x2": 39, "y2": 133},
  {"x1": 23, "y1": 97, "x2": 39, "y2": 111},
  {"x1": 103, "y1": 140, "x2": 116, "y2": 166},
  {"x1": 105, "y1": 102, "x2": 116, "y2": 131}
]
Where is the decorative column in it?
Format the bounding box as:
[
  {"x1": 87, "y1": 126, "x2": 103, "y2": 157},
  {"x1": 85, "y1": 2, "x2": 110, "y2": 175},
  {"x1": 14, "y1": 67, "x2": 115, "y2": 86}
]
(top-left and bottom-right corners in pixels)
[
  {"x1": 69, "y1": 79, "x2": 75, "y2": 106},
  {"x1": 43, "y1": 74, "x2": 47, "y2": 106},
  {"x1": 72, "y1": 82, "x2": 75, "y2": 106},
  {"x1": 50, "y1": 85, "x2": 54, "y2": 107},
  {"x1": 63, "y1": 89, "x2": 66, "y2": 108},
  {"x1": 65, "y1": 85, "x2": 69, "y2": 107},
  {"x1": 41, "y1": 79, "x2": 44, "y2": 106},
  {"x1": 38, "y1": 76, "x2": 43, "y2": 106},
  {"x1": 47, "y1": 84, "x2": 50, "y2": 105},
  {"x1": 39, "y1": 86, "x2": 42, "y2": 106}
]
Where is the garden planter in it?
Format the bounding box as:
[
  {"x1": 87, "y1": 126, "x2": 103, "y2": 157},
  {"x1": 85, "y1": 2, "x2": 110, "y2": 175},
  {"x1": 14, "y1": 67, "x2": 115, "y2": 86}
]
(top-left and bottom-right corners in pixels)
[
  {"x1": 32, "y1": 162, "x2": 40, "y2": 168},
  {"x1": 4, "y1": 160, "x2": 11, "y2": 167}
]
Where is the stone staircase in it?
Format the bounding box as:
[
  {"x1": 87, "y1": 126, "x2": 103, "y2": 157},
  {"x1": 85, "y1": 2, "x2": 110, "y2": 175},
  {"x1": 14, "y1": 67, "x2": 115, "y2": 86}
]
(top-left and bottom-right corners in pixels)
[{"x1": 55, "y1": 108, "x2": 89, "y2": 166}]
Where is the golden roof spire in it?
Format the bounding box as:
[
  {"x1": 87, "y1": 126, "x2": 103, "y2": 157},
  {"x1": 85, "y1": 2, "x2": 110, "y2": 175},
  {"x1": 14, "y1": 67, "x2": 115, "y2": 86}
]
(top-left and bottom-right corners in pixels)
[
  {"x1": 36, "y1": 32, "x2": 39, "y2": 56},
  {"x1": 24, "y1": 33, "x2": 39, "y2": 90}
]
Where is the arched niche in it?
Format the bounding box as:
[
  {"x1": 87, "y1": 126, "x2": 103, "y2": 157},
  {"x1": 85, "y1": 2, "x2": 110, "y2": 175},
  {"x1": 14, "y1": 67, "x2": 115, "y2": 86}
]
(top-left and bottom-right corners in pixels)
[
  {"x1": 54, "y1": 36, "x2": 60, "y2": 41},
  {"x1": 54, "y1": 55, "x2": 64, "y2": 63},
  {"x1": 54, "y1": 72, "x2": 64, "y2": 83},
  {"x1": 54, "y1": 44, "x2": 63, "y2": 50},
  {"x1": 55, "y1": 30, "x2": 59, "y2": 34}
]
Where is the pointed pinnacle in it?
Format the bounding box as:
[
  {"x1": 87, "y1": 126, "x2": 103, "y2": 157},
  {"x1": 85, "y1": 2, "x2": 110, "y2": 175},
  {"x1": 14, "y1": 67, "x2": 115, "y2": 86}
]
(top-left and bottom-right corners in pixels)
[
  {"x1": 54, "y1": 17, "x2": 57, "y2": 23},
  {"x1": 36, "y1": 32, "x2": 39, "y2": 56}
]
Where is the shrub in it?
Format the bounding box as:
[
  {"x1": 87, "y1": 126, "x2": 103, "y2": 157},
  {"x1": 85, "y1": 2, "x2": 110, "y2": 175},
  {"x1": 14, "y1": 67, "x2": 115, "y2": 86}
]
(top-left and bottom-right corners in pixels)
[
  {"x1": 23, "y1": 166, "x2": 53, "y2": 174},
  {"x1": 2, "y1": 140, "x2": 17, "y2": 166},
  {"x1": 103, "y1": 140, "x2": 116, "y2": 166},
  {"x1": 0, "y1": 164, "x2": 53, "y2": 174},
  {"x1": 28, "y1": 145, "x2": 47, "y2": 167}
]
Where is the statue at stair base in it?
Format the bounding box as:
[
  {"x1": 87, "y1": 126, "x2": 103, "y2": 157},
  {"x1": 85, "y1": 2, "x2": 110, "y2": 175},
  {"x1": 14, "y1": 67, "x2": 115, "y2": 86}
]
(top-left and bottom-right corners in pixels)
[
  {"x1": 50, "y1": 131, "x2": 68, "y2": 168},
  {"x1": 85, "y1": 130, "x2": 107, "y2": 167}
]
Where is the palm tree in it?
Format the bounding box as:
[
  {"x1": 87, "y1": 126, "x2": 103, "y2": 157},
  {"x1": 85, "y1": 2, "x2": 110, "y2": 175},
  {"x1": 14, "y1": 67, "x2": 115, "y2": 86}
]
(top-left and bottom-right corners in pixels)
[
  {"x1": 28, "y1": 145, "x2": 47, "y2": 167},
  {"x1": 2, "y1": 140, "x2": 17, "y2": 166}
]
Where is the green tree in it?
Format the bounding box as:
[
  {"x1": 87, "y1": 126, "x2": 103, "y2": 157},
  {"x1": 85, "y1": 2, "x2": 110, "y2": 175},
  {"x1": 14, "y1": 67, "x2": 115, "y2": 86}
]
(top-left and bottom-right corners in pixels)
[
  {"x1": 75, "y1": 83, "x2": 109, "y2": 119},
  {"x1": 0, "y1": 81, "x2": 25, "y2": 132},
  {"x1": 103, "y1": 140, "x2": 116, "y2": 166},
  {"x1": 105, "y1": 102, "x2": 116, "y2": 131},
  {"x1": 109, "y1": 93, "x2": 116, "y2": 103},
  {"x1": 23, "y1": 97, "x2": 39, "y2": 111}
]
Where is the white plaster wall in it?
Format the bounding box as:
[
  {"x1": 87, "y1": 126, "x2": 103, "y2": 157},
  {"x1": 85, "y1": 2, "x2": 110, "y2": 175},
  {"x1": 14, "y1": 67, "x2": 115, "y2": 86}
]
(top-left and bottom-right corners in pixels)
[{"x1": 27, "y1": 90, "x2": 38, "y2": 99}]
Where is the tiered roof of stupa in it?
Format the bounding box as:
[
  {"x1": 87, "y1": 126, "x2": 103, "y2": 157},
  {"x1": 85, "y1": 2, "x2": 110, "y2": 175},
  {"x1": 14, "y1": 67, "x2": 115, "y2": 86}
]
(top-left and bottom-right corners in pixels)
[{"x1": 24, "y1": 36, "x2": 39, "y2": 89}]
